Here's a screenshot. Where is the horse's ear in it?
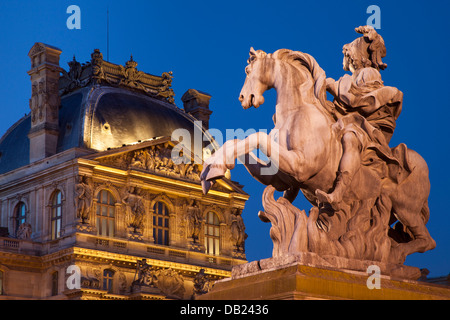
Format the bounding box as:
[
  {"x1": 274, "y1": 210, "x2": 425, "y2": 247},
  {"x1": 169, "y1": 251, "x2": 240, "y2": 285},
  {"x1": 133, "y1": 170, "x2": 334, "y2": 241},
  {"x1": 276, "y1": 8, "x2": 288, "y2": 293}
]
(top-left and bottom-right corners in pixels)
[{"x1": 249, "y1": 47, "x2": 257, "y2": 56}]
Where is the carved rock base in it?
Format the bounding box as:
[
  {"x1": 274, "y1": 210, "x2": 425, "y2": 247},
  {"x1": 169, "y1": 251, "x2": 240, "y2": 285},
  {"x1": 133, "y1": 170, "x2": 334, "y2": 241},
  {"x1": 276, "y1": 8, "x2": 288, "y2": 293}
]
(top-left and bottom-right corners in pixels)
[
  {"x1": 128, "y1": 229, "x2": 143, "y2": 241},
  {"x1": 231, "y1": 252, "x2": 421, "y2": 280},
  {"x1": 188, "y1": 240, "x2": 203, "y2": 252},
  {"x1": 198, "y1": 256, "x2": 450, "y2": 300},
  {"x1": 76, "y1": 223, "x2": 96, "y2": 234},
  {"x1": 232, "y1": 249, "x2": 246, "y2": 260},
  {"x1": 131, "y1": 283, "x2": 160, "y2": 294}
]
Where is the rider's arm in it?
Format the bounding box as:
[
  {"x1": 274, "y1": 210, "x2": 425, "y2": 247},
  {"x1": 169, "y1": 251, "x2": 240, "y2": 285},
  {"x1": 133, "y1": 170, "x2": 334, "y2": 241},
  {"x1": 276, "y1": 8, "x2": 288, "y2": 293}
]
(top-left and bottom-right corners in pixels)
[{"x1": 326, "y1": 77, "x2": 338, "y2": 97}]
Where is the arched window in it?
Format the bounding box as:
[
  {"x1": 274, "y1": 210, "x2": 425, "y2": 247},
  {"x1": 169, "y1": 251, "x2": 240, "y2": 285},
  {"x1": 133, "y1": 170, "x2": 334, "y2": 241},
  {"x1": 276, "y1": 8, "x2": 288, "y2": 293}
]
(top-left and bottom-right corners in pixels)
[
  {"x1": 153, "y1": 202, "x2": 169, "y2": 245},
  {"x1": 51, "y1": 271, "x2": 58, "y2": 296},
  {"x1": 96, "y1": 190, "x2": 115, "y2": 237},
  {"x1": 15, "y1": 202, "x2": 26, "y2": 235},
  {"x1": 205, "y1": 212, "x2": 220, "y2": 255},
  {"x1": 103, "y1": 269, "x2": 114, "y2": 292},
  {"x1": 51, "y1": 191, "x2": 63, "y2": 240}
]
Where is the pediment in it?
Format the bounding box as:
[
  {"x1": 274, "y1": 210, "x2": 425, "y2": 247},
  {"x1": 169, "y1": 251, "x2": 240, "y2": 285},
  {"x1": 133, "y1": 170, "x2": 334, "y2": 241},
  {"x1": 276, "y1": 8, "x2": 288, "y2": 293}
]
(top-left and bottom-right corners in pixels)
[
  {"x1": 91, "y1": 138, "x2": 201, "y2": 181},
  {"x1": 85, "y1": 137, "x2": 247, "y2": 195}
]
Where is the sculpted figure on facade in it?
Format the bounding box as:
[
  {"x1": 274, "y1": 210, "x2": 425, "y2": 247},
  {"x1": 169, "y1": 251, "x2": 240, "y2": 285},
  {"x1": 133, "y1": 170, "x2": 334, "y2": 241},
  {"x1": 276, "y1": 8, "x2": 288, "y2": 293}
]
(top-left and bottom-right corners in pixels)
[
  {"x1": 16, "y1": 222, "x2": 32, "y2": 240},
  {"x1": 75, "y1": 176, "x2": 93, "y2": 224},
  {"x1": 80, "y1": 265, "x2": 101, "y2": 289},
  {"x1": 99, "y1": 144, "x2": 202, "y2": 181},
  {"x1": 122, "y1": 186, "x2": 146, "y2": 233},
  {"x1": 133, "y1": 259, "x2": 157, "y2": 287},
  {"x1": 200, "y1": 26, "x2": 435, "y2": 277},
  {"x1": 186, "y1": 199, "x2": 202, "y2": 243},
  {"x1": 193, "y1": 268, "x2": 212, "y2": 296},
  {"x1": 230, "y1": 208, "x2": 247, "y2": 253},
  {"x1": 154, "y1": 268, "x2": 185, "y2": 298},
  {"x1": 132, "y1": 260, "x2": 185, "y2": 298},
  {"x1": 60, "y1": 56, "x2": 85, "y2": 94}
]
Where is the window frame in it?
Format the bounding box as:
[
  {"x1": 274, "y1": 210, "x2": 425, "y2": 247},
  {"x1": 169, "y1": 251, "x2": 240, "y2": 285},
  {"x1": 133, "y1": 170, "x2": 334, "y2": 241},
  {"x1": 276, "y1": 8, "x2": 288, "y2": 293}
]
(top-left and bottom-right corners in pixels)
[
  {"x1": 152, "y1": 201, "x2": 170, "y2": 246},
  {"x1": 103, "y1": 269, "x2": 114, "y2": 293},
  {"x1": 50, "y1": 191, "x2": 63, "y2": 240},
  {"x1": 204, "y1": 211, "x2": 220, "y2": 256},
  {"x1": 96, "y1": 190, "x2": 116, "y2": 238},
  {"x1": 15, "y1": 202, "x2": 26, "y2": 235}
]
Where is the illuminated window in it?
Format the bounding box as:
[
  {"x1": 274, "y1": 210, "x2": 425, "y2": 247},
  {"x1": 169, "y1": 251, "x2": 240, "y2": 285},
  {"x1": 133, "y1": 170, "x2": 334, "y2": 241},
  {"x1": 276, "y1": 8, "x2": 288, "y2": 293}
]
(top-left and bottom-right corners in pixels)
[
  {"x1": 96, "y1": 190, "x2": 115, "y2": 237},
  {"x1": 51, "y1": 191, "x2": 63, "y2": 240},
  {"x1": 103, "y1": 269, "x2": 114, "y2": 292},
  {"x1": 205, "y1": 212, "x2": 220, "y2": 255},
  {"x1": 153, "y1": 202, "x2": 169, "y2": 245}
]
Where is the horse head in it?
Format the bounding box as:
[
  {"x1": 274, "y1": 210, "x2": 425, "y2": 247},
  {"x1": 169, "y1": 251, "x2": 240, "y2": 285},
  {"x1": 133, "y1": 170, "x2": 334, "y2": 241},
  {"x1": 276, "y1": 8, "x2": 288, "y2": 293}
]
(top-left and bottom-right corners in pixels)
[{"x1": 239, "y1": 47, "x2": 273, "y2": 109}]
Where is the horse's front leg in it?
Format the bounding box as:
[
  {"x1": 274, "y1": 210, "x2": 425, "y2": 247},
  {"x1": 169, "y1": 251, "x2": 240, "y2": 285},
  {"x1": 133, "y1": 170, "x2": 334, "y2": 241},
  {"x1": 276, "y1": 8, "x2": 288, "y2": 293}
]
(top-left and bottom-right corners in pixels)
[
  {"x1": 200, "y1": 132, "x2": 306, "y2": 194},
  {"x1": 200, "y1": 138, "x2": 240, "y2": 194}
]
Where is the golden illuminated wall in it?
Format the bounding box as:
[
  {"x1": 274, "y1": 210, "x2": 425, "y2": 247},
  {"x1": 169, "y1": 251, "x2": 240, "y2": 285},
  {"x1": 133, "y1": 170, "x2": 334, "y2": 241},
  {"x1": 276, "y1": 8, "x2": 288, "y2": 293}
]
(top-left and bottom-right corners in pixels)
[{"x1": 0, "y1": 138, "x2": 249, "y2": 299}]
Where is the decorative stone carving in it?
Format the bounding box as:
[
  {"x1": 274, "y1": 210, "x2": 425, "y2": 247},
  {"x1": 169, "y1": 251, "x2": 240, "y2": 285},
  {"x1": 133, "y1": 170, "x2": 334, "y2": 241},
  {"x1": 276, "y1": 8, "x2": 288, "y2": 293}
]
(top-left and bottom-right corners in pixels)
[
  {"x1": 16, "y1": 222, "x2": 32, "y2": 240},
  {"x1": 80, "y1": 266, "x2": 101, "y2": 289},
  {"x1": 29, "y1": 79, "x2": 59, "y2": 124},
  {"x1": 122, "y1": 186, "x2": 146, "y2": 234},
  {"x1": 185, "y1": 199, "x2": 202, "y2": 244},
  {"x1": 132, "y1": 259, "x2": 157, "y2": 287},
  {"x1": 131, "y1": 259, "x2": 185, "y2": 299},
  {"x1": 91, "y1": 49, "x2": 106, "y2": 84},
  {"x1": 60, "y1": 48, "x2": 175, "y2": 103},
  {"x1": 28, "y1": 42, "x2": 61, "y2": 128},
  {"x1": 192, "y1": 268, "x2": 212, "y2": 296},
  {"x1": 60, "y1": 56, "x2": 89, "y2": 94},
  {"x1": 154, "y1": 268, "x2": 185, "y2": 299},
  {"x1": 118, "y1": 272, "x2": 128, "y2": 293},
  {"x1": 201, "y1": 26, "x2": 435, "y2": 278},
  {"x1": 74, "y1": 176, "x2": 93, "y2": 224},
  {"x1": 97, "y1": 143, "x2": 201, "y2": 181}
]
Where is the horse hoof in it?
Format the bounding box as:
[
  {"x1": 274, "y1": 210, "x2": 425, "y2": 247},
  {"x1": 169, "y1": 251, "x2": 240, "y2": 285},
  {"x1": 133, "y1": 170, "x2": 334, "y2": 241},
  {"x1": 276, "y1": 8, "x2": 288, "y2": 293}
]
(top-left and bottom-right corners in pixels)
[
  {"x1": 205, "y1": 164, "x2": 226, "y2": 182},
  {"x1": 315, "y1": 189, "x2": 330, "y2": 205},
  {"x1": 201, "y1": 179, "x2": 213, "y2": 195},
  {"x1": 315, "y1": 189, "x2": 340, "y2": 211}
]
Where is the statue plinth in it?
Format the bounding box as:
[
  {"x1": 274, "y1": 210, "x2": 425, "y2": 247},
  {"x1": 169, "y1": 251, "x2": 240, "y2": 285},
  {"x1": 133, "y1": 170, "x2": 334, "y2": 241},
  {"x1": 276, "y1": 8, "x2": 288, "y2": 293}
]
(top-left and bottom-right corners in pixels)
[{"x1": 198, "y1": 254, "x2": 450, "y2": 300}]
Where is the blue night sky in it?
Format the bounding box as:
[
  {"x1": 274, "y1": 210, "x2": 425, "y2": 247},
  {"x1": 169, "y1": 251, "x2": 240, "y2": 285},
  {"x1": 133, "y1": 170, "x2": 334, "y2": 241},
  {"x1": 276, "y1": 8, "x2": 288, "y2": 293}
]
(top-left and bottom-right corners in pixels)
[{"x1": 0, "y1": 0, "x2": 449, "y2": 277}]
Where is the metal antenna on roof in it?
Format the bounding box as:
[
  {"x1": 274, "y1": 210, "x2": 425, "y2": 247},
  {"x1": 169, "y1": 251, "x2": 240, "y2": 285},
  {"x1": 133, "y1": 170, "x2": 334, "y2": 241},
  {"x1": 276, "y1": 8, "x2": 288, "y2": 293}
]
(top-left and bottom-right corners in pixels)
[{"x1": 107, "y1": 7, "x2": 110, "y2": 61}]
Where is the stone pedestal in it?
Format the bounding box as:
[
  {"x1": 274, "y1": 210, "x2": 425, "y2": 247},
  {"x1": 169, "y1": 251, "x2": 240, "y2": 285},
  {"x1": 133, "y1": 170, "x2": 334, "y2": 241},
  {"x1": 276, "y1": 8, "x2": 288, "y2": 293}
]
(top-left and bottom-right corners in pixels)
[{"x1": 198, "y1": 254, "x2": 450, "y2": 300}]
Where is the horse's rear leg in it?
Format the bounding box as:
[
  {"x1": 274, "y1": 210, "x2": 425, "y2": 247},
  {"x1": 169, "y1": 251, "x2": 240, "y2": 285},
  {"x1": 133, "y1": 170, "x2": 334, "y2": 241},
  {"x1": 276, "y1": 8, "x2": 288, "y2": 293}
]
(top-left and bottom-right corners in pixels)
[
  {"x1": 390, "y1": 200, "x2": 436, "y2": 264},
  {"x1": 389, "y1": 150, "x2": 435, "y2": 264}
]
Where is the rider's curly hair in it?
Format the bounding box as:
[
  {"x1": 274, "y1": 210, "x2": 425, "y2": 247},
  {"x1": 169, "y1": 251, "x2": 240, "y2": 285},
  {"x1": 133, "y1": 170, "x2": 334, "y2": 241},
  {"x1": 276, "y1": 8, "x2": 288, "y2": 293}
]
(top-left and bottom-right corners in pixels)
[{"x1": 343, "y1": 26, "x2": 387, "y2": 71}]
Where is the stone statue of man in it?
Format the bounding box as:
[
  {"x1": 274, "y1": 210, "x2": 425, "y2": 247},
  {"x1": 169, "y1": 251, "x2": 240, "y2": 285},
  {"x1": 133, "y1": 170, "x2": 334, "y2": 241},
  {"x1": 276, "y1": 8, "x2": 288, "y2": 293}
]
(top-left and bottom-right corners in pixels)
[{"x1": 315, "y1": 26, "x2": 405, "y2": 211}]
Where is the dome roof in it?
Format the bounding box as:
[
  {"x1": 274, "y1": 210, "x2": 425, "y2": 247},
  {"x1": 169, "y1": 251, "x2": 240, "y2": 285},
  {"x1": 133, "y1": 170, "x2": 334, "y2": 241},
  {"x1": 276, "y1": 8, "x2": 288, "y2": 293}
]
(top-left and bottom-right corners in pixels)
[
  {"x1": 0, "y1": 49, "x2": 215, "y2": 175},
  {"x1": 0, "y1": 84, "x2": 214, "y2": 175},
  {"x1": 62, "y1": 85, "x2": 211, "y2": 152}
]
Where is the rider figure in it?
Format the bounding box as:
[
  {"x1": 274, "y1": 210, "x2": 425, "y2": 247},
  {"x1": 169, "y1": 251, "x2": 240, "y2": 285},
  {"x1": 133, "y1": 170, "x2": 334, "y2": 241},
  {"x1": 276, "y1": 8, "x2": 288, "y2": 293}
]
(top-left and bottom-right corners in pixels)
[{"x1": 315, "y1": 26, "x2": 404, "y2": 210}]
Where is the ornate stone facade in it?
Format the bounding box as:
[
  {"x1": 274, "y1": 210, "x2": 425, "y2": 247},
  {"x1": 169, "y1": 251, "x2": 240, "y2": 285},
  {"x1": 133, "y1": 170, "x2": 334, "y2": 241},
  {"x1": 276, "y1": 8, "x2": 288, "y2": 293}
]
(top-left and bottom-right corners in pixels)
[{"x1": 0, "y1": 43, "x2": 249, "y2": 300}]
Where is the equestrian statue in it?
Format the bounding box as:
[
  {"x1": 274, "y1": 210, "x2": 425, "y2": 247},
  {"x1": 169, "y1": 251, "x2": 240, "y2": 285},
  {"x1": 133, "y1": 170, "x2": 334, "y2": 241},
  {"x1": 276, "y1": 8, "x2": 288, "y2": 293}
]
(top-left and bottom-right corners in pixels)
[{"x1": 200, "y1": 26, "x2": 435, "y2": 277}]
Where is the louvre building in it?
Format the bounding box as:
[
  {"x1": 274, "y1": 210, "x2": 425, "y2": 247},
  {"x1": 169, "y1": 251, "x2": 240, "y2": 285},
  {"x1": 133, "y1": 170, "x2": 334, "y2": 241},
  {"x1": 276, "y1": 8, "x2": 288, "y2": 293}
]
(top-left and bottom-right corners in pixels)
[{"x1": 0, "y1": 43, "x2": 249, "y2": 299}]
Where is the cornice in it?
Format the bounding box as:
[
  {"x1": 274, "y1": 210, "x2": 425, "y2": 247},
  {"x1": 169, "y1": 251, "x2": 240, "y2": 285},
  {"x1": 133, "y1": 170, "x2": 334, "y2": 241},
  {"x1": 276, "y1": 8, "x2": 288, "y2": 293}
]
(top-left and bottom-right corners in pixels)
[{"x1": 59, "y1": 49, "x2": 175, "y2": 104}]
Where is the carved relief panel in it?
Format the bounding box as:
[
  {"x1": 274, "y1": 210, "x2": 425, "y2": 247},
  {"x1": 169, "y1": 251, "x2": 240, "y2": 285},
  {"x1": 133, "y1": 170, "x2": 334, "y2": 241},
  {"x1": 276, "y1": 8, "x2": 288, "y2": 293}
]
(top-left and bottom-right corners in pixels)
[{"x1": 97, "y1": 143, "x2": 202, "y2": 181}]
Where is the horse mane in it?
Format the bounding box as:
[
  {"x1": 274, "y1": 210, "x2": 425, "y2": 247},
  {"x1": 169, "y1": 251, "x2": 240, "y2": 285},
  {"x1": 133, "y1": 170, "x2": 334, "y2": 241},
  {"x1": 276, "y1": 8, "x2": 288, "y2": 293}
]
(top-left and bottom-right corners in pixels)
[{"x1": 272, "y1": 49, "x2": 333, "y2": 118}]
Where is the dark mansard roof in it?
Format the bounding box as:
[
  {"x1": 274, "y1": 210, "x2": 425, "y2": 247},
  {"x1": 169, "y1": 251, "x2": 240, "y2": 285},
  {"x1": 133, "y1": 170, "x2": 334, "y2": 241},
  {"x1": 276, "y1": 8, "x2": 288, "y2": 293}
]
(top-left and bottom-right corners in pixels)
[{"x1": 0, "y1": 53, "x2": 213, "y2": 175}]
